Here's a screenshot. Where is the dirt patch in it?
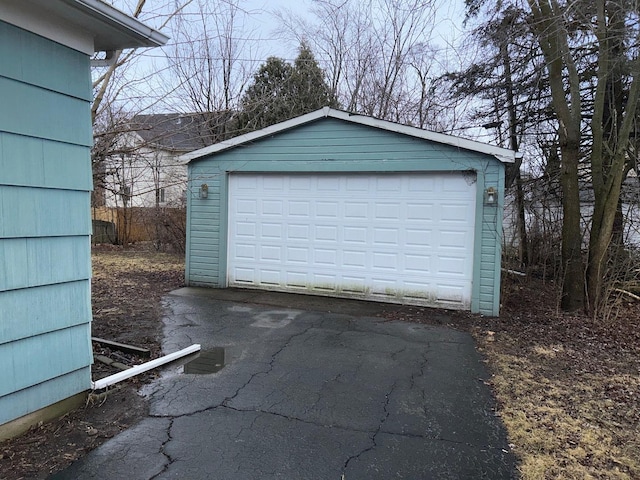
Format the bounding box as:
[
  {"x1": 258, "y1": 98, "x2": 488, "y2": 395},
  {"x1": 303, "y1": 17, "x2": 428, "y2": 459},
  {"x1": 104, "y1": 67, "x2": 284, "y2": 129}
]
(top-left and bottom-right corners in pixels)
[
  {"x1": 1, "y1": 249, "x2": 639, "y2": 480},
  {"x1": 0, "y1": 244, "x2": 185, "y2": 480}
]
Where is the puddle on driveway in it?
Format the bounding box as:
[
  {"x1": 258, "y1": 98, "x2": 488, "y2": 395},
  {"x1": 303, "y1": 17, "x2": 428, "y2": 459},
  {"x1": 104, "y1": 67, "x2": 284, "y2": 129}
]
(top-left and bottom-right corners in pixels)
[{"x1": 183, "y1": 348, "x2": 225, "y2": 374}]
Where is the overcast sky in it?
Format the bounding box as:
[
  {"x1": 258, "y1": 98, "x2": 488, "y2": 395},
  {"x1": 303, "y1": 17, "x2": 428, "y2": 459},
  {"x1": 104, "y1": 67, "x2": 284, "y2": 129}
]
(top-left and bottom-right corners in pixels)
[{"x1": 241, "y1": 0, "x2": 467, "y2": 61}]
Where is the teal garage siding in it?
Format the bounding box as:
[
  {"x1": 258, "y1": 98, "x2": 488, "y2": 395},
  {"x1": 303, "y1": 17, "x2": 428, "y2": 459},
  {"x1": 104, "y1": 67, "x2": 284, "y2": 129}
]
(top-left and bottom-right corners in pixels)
[
  {"x1": 186, "y1": 112, "x2": 513, "y2": 316},
  {"x1": 0, "y1": 21, "x2": 93, "y2": 426}
]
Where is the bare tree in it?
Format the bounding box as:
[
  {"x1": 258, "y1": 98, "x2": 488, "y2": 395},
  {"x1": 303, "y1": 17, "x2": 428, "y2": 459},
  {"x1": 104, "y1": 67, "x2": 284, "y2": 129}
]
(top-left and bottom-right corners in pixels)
[
  {"x1": 168, "y1": 0, "x2": 261, "y2": 140},
  {"x1": 586, "y1": 0, "x2": 640, "y2": 311},
  {"x1": 91, "y1": 0, "x2": 192, "y2": 204},
  {"x1": 525, "y1": 0, "x2": 640, "y2": 312},
  {"x1": 275, "y1": 0, "x2": 444, "y2": 128}
]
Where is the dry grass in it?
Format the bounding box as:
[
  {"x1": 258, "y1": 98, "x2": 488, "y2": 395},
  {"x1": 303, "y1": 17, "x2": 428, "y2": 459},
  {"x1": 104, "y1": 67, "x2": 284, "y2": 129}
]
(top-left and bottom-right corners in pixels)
[{"x1": 473, "y1": 279, "x2": 640, "y2": 479}]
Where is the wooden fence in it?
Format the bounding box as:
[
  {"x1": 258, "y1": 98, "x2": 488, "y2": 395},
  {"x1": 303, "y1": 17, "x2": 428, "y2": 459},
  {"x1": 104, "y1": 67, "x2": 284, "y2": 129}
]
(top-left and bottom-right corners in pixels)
[{"x1": 91, "y1": 207, "x2": 186, "y2": 252}]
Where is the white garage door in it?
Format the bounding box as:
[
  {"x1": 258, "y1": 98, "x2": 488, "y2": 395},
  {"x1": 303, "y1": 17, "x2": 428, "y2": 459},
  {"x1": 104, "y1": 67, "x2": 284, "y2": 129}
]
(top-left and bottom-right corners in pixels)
[{"x1": 227, "y1": 172, "x2": 476, "y2": 308}]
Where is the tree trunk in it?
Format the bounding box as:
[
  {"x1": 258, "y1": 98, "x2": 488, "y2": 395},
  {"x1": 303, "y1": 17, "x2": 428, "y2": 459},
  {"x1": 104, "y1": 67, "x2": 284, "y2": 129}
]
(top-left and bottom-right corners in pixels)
[
  {"x1": 515, "y1": 174, "x2": 529, "y2": 267},
  {"x1": 586, "y1": 170, "x2": 624, "y2": 311},
  {"x1": 560, "y1": 142, "x2": 585, "y2": 311},
  {"x1": 586, "y1": 0, "x2": 640, "y2": 313},
  {"x1": 501, "y1": 40, "x2": 529, "y2": 268}
]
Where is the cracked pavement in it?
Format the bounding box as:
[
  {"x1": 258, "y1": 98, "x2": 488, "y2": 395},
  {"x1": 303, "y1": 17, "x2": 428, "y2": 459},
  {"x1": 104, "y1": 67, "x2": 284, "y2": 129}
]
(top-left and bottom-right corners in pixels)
[{"x1": 51, "y1": 288, "x2": 517, "y2": 479}]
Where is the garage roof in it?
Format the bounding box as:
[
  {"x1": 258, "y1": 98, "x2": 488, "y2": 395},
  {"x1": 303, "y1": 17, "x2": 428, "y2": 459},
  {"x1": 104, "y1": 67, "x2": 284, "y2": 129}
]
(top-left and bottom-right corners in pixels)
[{"x1": 182, "y1": 107, "x2": 519, "y2": 164}]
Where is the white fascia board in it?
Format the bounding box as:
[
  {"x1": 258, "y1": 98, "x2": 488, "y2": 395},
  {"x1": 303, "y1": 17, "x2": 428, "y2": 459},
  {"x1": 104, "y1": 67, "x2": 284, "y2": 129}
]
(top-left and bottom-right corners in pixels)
[
  {"x1": 0, "y1": 0, "x2": 168, "y2": 54},
  {"x1": 180, "y1": 108, "x2": 329, "y2": 163},
  {"x1": 328, "y1": 109, "x2": 518, "y2": 164},
  {"x1": 182, "y1": 107, "x2": 517, "y2": 164},
  {"x1": 68, "y1": 0, "x2": 169, "y2": 50}
]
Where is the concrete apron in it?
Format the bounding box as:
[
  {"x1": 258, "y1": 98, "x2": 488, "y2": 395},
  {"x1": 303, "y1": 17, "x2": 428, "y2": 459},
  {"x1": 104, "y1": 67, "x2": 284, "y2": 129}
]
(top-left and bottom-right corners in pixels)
[{"x1": 51, "y1": 287, "x2": 517, "y2": 480}]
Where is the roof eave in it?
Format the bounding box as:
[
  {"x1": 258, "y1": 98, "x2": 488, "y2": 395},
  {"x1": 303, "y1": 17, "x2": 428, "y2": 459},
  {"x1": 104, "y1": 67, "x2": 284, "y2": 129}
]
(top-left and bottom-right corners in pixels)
[
  {"x1": 181, "y1": 107, "x2": 517, "y2": 164},
  {"x1": 68, "y1": 0, "x2": 169, "y2": 50},
  {"x1": 0, "y1": 0, "x2": 168, "y2": 53}
]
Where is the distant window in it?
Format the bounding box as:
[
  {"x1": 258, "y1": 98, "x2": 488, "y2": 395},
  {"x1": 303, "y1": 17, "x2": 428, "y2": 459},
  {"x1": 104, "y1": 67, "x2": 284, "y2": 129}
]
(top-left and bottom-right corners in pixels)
[{"x1": 157, "y1": 187, "x2": 166, "y2": 203}]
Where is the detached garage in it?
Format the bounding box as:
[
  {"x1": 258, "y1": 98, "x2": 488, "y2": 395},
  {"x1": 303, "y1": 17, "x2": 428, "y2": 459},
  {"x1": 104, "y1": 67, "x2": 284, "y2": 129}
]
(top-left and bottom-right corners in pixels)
[{"x1": 183, "y1": 108, "x2": 516, "y2": 316}]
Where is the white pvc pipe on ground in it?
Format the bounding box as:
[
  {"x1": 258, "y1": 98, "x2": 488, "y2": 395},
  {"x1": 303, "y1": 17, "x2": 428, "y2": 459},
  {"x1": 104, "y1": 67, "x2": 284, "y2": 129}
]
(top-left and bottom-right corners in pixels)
[{"x1": 91, "y1": 344, "x2": 201, "y2": 390}]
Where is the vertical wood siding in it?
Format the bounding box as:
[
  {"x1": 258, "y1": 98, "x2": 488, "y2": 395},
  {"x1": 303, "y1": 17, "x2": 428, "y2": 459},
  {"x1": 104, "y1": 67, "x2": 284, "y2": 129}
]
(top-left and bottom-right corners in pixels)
[
  {"x1": 187, "y1": 116, "x2": 505, "y2": 315},
  {"x1": 0, "y1": 21, "x2": 93, "y2": 426}
]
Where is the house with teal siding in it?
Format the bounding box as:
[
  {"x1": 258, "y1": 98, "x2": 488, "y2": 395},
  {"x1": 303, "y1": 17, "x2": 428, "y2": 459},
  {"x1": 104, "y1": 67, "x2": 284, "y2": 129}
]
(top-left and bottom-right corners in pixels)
[
  {"x1": 182, "y1": 108, "x2": 518, "y2": 317},
  {"x1": 0, "y1": 0, "x2": 167, "y2": 439}
]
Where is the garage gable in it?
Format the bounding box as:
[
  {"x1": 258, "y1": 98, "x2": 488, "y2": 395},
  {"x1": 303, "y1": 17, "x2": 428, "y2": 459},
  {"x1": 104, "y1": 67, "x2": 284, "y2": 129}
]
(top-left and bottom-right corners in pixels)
[{"x1": 185, "y1": 109, "x2": 515, "y2": 316}]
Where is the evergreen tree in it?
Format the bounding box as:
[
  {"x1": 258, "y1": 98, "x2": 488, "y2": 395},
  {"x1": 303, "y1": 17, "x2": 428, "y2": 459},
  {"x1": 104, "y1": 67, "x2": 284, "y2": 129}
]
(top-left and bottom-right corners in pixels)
[
  {"x1": 239, "y1": 43, "x2": 336, "y2": 133},
  {"x1": 291, "y1": 42, "x2": 337, "y2": 113}
]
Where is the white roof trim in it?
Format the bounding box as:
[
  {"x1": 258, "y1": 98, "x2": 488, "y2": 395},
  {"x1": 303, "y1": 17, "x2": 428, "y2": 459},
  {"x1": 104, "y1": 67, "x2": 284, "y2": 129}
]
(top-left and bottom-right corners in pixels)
[
  {"x1": 181, "y1": 107, "x2": 518, "y2": 164},
  {"x1": 0, "y1": 0, "x2": 168, "y2": 54},
  {"x1": 69, "y1": 0, "x2": 169, "y2": 49}
]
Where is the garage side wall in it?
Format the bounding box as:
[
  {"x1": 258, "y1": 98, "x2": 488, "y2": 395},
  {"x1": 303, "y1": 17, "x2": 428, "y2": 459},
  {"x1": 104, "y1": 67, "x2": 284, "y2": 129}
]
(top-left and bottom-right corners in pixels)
[
  {"x1": 0, "y1": 22, "x2": 93, "y2": 426},
  {"x1": 474, "y1": 161, "x2": 504, "y2": 316},
  {"x1": 186, "y1": 118, "x2": 504, "y2": 315}
]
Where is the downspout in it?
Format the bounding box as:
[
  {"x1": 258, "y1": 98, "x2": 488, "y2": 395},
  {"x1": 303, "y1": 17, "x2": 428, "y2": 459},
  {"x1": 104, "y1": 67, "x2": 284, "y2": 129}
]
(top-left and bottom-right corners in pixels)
[{"x1": 91, "y1": 344, "x2": 201, "y2": 390}]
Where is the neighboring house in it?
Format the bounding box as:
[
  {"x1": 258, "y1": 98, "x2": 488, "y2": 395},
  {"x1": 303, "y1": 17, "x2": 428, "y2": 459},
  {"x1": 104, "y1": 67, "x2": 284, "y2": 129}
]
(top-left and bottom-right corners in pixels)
[
  {"x1": 0, "y1": 0, "x2": 167, "y2": 439},
  {"x1": 100, "y1": 112, "x2": 232, "y2": 209},
  {"x1": 183, "y1": 107, "x2": 518, "y2": 317},
  {"x1": 502, "y1": 174, "x2": 640, "y2": 251}
]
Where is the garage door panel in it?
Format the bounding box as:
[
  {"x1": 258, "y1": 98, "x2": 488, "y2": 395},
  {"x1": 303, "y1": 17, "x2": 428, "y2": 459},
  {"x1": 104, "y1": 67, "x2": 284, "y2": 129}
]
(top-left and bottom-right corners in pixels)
[
  {"x1": 343, "y1": 250, "x2": 367, "y2": 268},
  {"x1": 406, "y1": 203, "x2": 433, "y2": 221},
  {"x1": 289, "y1": 176, "x2": 312, "y2": 189},
  {"x1": 376, "y1": 176, "x2": 403, "y2": 191},
  {"x1": 408, "y1": 176, "x2": 436, "y2": 191},
  {"x1": 234, "y1": 175, "x2": 258, "y2": 189},
  {"x1": 317, "y1": 177, "x2": 339, "y2": 191},
  {"x1": 341, "y1": 278, "x2": 368, "y2": 294},
  {"x1": 236, "y1": 199, "x2": 257, "y2": 215},
  {"x1": 259, "y1": 269, "x2": 281, "y2": 285},
  {"x1": 439, "y1": 230, "x2": 468, "y2": 249},
  {"x1": 316, "y1": 201, "x2": 339, "y2": 217},
  {"x1": 405, "y1": 228, "x2": 432, "y2": 247},
  {"x1": 438, "y1": 204, "x2": 471, "y2": 222},
  {"x1": 259, "y1": 245, "x2": 281, "y2": 262},
  {"x1": 235, "y1": 243, "x2": 256, "y2": 260},
  {"x1": 261, "y1": 200, "x2": 283, "y2": 216},
  {"x1": 228, "y1": 173, "x2": 476, "y2": 308},
  {"x1": 314, "y1": 248, "x2": 337, "y2": 266},
  {"x1": 286, "y1": 246, "x2": 309, "y2": 264},
  {"x1": 372, "y1": 252, "x2": 399, "y2": 271},
  {"x1": 288, "y1": 200, "x2": 310, "y2": 216},
  {"x1": 263, "y1": 176, "x2": 285, "y2": 189},
  {"x1": 373, "y1": 227, "x2": 399, "y2": 245},
  {"x1": 287, "y1": 224, "x2": 309, "y2": 240},
  {"x1": 404, "y1": 254, "x2": 431, "y2": 273},
  {"x1": 436, "y1": 284, "x2": 467, "y2": 303},
  {"x1": 344, "y1": 202, "x2": 368, "y2": 219},
  {"x1": 236, "y1": 222, "x2": 256, "y2": 238},
  {"x1": 233, "y1": 267, "x2": 256, "y2": 284},
  {"x1": 346, "y1": 177, "x2": 369, "y2": 191},
  {"x1": 375, "y1": 203, "x2": 401, "y2": 219},
  {"x1": 436, "y1": 255, "x2": 468, "y2": 276},
  {"x1": 261, "y1": 223, "x2": 282, "y2": 239},
  {"x1": 315, "y1": 225, "x2": 338, "y2": 242},
  {"x1": 285, "y1": 271, "x2": 307, "y2": 287},
  {"x1": 344, "y1": 227, "x2": 367, "y2": 244}
]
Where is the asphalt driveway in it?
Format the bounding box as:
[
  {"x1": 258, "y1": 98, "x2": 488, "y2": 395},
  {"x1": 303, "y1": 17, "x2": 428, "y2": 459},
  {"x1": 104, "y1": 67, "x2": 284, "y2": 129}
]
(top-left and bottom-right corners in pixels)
[{"x1": 52, "y1": 288, "x2": 516, "y2": 479}]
